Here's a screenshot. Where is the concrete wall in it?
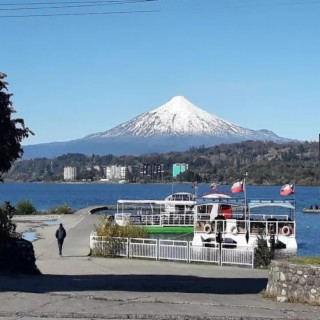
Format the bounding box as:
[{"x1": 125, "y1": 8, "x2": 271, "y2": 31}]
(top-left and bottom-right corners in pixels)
[{"x1": 266, "y1": 260, "x2": 320, "y2": 304}]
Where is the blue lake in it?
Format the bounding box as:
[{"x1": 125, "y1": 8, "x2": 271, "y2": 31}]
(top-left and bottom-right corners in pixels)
[{"x1": 1, "y1": 182, "x2": 320, "y2": 256}]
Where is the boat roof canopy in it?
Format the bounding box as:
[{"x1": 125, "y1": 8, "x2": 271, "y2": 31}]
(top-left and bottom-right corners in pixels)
[
  {"x1": 195, "y1": 198, "x2": 245, "y2": 206},
  {"x1": 201, "y1": 193, "x2": 231, "y2": 199},
  {"x1": 248, "y1": 199, "x2": 295, "y2": 210},
  {"x1": 117, "y1": 199, "x2": 196, "y2": 205}
]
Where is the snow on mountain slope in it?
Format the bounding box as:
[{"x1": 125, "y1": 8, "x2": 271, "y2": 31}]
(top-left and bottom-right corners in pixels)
[
  {"x1": 86, "y1": 96, "x2": 260, "y2": 138},
  {"x1": 22, "y1": 96, "x2": 291, "y2": 159}
]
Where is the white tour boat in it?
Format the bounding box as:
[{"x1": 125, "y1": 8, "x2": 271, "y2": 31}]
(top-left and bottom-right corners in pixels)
[
  {"x1": 114, "y1": 192, "x2": 197, "y2": 233},
  {"x1": 192, "y1": 196, "x2": 297, "y2": 254}
]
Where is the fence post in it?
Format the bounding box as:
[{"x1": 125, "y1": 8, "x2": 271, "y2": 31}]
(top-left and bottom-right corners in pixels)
[
  {"x1": 156, "y1": 239, "x2": 159, "y2": 261},
  {"x1": 128, "y1": 237, "x2": 131, "y2": 258},
  {"x1": 217, "y1": 231, "x2": 222, "y2": 265},
  {"x1": 252, "y1": 249, "x2": 254, "y2": 269}
]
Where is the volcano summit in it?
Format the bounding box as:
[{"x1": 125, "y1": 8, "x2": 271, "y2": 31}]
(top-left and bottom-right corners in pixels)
[{"x1": 23, "y1": 96, "x2": 290, "y2": 159}]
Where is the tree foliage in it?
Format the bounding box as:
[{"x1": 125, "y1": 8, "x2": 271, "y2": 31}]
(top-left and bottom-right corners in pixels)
[
  {"x1": 0, "y1": 72, "x2": 33, "y2": 241},
  {"x1": 0, "y1": 72, "x2": 33, "y2": 181},
  {"x1": 0, "y1": 202, "x2": 21, "y2": 241},
  {"x1": 5, "y1": 139, "x2": 320, "y2": 185}
]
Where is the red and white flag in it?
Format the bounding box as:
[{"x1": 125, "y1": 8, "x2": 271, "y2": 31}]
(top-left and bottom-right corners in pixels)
[
  {"x1": 231, "y1": 181, "x2": 244, "y2": 193},
  {"x1": 280, "y1": 184, "x2": 294, "y2": 196}
]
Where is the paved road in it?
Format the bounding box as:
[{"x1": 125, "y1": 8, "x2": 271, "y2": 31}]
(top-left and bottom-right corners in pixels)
[{"x1": 1, "y1": 209, "x2": 319, "y2": 320}]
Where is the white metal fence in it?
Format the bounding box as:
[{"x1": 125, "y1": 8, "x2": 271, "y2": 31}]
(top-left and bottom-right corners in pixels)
[
  {"x1": 90, "y1": 234, "x2": 254, "y2": 268},
  {"x1": 129, "y1": 238, "x2": 157, "y2": 259}
]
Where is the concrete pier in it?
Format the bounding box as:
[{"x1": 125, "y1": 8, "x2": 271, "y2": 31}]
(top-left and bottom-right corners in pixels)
[{"x1": 1, "y1": 208, "x2": 319, "y2": 320}]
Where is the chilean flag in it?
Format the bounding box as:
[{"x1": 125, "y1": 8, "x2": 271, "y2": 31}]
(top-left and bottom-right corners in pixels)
[
  {"x1": 280, "y1": 184, "x2": 294, "y2": 196},
  {"x1": 231, "y1": 181, "x2": 244, "y2": 193}
]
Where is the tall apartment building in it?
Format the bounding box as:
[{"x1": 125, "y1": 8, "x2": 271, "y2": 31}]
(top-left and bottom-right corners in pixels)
[
  {"x1": 172, "y1": 163, "x2": 188, "y2": 178},
  {"x1": 64, "y1": 166, "x2": 78, "y2": 181},
  {"x1": 139, "y1": 163, "x2": 164, "y2": 180},
  {"x1": 104, "y1": 165, "x2": 127, "y2": 180}
]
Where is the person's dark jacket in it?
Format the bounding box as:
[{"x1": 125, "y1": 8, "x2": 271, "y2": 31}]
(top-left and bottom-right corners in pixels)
[{"x1": 55, "y1": 227, "x2": 66, "y2": 241}]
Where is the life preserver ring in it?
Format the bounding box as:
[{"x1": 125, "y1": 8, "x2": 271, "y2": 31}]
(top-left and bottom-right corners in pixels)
[
  {"x1": 204, "y1": 223, "x2": 212, "y2": 233},
  {"x1": 231, "y1": 226, "x2": 238, "y2": 235},
  {"x1": 282, "y1": 226, "x2": 291, "y2": 236}
]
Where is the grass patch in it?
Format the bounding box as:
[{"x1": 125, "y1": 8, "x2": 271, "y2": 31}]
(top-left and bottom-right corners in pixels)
[{"x1": 287, "y1": 256, "x2": 320, "y2": 265}]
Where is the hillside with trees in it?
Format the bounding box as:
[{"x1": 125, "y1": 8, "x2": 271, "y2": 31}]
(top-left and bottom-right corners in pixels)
[{"x1": 5, "y1": 139, "x2": 320, "y2": 186}]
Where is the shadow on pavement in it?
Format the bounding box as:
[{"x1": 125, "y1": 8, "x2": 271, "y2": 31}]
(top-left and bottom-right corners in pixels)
[{"x1": 0, "y1": 274, "x2": 267, "y2": 294}]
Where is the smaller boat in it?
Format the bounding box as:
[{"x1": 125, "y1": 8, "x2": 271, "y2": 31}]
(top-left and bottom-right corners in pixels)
[
  {"x1": 115, "y1": 192, "x2": 197, "y2": 233},
  {"x1": 302, "y1": 205, "x2": 320, "y2": 214}
]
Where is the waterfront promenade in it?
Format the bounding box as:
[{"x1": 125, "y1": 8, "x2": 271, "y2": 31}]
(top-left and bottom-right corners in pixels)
[{"x1": 1, "y1": 208, "x2": 319, "y2": 320}]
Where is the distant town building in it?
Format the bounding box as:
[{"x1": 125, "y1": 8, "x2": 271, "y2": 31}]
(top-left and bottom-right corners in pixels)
[
  {"x1": 139, "y1": 163, "x2": 164, "y2": 180},
  {"x1": 64, "y1": 166, "x2": 78, "y2": 181},
  {"x1": 172, "y1": 163, "x2": 188, "y2": 178},
  {"x1": 104, "y1": 165, "x2": 127, "y2": 180}
]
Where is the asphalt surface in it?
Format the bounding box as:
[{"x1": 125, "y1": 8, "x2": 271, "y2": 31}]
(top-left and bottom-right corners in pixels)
[{"x1": 1, "y1": 208, "x2": 319, "y2": 320}]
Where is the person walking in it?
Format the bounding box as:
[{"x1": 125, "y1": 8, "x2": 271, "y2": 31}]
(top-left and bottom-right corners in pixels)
[{"x1": 55, "y1": 223, "x2": 66, "y2": 256}]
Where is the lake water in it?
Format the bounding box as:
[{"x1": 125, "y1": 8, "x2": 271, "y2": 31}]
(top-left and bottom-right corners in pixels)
[{"x1": 1, "y1": 182, "x2": 319, "y2": 256}]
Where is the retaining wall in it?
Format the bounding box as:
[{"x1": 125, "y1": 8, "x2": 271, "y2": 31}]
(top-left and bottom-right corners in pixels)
[{"x1": 266, "y1": 260, "x2": 320, "y2": 304}]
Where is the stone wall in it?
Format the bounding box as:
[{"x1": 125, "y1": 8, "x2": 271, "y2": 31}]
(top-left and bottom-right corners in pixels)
[
  {"x1": 0, "y1": 238, "x2": 41, "y2": 275},
  {"x1": 266, "y1": 260, "x2": 320, "y2": 304}
]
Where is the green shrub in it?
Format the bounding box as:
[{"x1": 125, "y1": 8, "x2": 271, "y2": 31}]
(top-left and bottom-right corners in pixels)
[
  {"x1": 254, "y1": 231, "x2": 273, "y2": 268},
  {"x1": 92, "y1": 237, "x2": 127, "y2": 257},
  {"x1": 95, "y1": 216, "x2": 148, "y2": 238},
  {"x1": 15, "y1": 200, "x2": 37, "y2": 215},
  {"x1": 92, "y1": 216, "x2": 148, "y2": 257},
  {"x1": 0, "y1": 202, "x2": 21, "y2": 241},
  {"x1": 49, "y1": 204, "x2": 73, "y2": 214}
]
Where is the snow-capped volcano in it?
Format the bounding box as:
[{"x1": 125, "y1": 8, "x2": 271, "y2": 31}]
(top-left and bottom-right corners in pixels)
[
  {"x1": 86, "y1": 96, "x2": 277, "y2": 140},
  {"x1": 22, "y1": 96, "x2": 291, "y2": 159}
]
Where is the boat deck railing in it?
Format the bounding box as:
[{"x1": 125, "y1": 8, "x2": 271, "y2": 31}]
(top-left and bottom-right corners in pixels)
[
  {"x1": 115, "y1": 212, "x2": 194, "y2": 227},
  {"x1": 195, "y1": 217, "x2": 296, "y2": 236}
]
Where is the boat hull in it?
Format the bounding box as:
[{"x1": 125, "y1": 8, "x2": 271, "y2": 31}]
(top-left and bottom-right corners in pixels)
[
  {"x1": 144, "y1": 226, "x2": 194, "y2": 233},
  {"x1": 303, "y1": 208, "x2": 320, "y2": 213}
]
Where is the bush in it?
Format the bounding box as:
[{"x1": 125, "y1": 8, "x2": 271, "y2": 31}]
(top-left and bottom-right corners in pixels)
[
  {"x1": 0, "y1": 201, "x2": 21, "y2": 241},
  {"x1": 254, "y1": 231, "x2": 273, "y2": 268},
  {"x1": 15, "y1": 200, "x2": 37, "y2": 215},
  {"x1": 95, "y1": 216, "x2": 148, "y2": 238},
  {"x1": 92, "y1": 216, "x2": 148, "y2": 257},
  {"x1": 49, "y1": 204, "x2": 73, "y2": 214}
]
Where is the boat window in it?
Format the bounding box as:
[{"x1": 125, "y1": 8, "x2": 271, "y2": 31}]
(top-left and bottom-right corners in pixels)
[{"x1": 219, "y1": 204, "x2": 231, "y2": 211}]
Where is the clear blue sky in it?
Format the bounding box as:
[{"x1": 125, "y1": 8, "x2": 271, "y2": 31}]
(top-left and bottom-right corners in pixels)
[{"x1": 2, "y1": 0, "x2": 319, "y2": 145}]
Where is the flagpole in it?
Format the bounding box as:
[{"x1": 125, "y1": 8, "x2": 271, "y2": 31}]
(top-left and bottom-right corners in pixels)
[
  {"x1": 244, "y1": 172, "x2": 248, "y2": 202},
  {"x1": 244, "y1": 172, "x2": 248, "y2": 220}
]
